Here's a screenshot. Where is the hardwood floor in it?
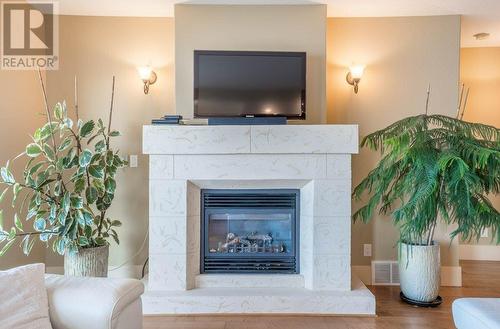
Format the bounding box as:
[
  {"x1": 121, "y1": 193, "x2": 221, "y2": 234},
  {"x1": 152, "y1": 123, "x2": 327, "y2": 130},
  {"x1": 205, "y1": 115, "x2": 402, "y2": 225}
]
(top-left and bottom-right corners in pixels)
[{"x1": 144, "y1": 260, "x2": 500, "y2": 329}]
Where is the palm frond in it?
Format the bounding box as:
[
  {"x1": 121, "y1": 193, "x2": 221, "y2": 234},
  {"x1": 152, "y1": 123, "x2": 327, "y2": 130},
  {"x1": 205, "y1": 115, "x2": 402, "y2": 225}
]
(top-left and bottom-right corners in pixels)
[{"x1": 353, "y1": 113, "x2": 500, "y2": 245}]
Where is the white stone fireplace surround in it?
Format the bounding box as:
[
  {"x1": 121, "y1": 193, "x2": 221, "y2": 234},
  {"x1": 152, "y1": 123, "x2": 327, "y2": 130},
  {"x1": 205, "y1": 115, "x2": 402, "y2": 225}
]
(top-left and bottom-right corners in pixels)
[{"x1": 142, "y1": 125, "x2": 375, "y2": 315}]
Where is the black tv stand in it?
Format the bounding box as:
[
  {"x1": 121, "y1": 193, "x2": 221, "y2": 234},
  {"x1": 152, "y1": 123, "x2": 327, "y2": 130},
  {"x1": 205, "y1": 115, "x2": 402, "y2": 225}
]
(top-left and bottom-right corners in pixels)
[{"x1": 207, "y1": 117, "x2": 287, "y2": 126}]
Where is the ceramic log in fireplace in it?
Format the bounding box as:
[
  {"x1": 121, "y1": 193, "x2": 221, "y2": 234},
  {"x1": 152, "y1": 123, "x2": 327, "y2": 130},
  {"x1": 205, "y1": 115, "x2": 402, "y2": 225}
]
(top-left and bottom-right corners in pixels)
[{"x1": 201, "y1": 189, "x2": 300, "y2": 274}]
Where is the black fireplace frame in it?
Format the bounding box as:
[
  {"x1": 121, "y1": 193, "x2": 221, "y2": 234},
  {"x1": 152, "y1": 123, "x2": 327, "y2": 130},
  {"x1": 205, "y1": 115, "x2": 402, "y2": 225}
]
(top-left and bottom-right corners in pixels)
[{"x1": 200, "y1": 189, "x2": 300, "y2": 274}]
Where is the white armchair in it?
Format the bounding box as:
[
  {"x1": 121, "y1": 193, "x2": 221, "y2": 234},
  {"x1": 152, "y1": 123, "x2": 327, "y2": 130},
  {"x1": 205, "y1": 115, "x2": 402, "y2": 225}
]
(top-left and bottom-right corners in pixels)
[
  {"x1": 45, "y1": 274, "x2": 144, "y2": 329},
  {"x1": 452, "y1": 298, "x2": 500, "y2": 329}
]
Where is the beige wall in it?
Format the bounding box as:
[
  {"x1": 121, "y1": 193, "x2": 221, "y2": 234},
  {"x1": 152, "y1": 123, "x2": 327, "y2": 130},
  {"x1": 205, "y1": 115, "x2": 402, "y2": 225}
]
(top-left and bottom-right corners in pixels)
[
  {"x1": 175, "y1": 4, "x2": 327, "y2": 124},
  {"x1": 45, "y1": 15, "x2": 174, "y2": 267},
  {"x1": 460, "y1": 47, "x2": 500, "y2": 246},
  {"x1": 327, "y1": 16, "x2": 461, "y2": 266},
  {"x1": 0, "y1": 10, "x2": 472, "y2": 271},
  {"x1": 0, "y1": 71, "x2": 47, "y2": 269}
]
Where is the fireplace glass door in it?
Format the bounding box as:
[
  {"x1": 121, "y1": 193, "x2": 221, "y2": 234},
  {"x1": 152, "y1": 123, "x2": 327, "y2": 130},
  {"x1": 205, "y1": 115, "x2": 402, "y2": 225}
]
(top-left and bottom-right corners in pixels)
[{"x1": 201, "y1": 189, "x2": 299, "y2": 274}]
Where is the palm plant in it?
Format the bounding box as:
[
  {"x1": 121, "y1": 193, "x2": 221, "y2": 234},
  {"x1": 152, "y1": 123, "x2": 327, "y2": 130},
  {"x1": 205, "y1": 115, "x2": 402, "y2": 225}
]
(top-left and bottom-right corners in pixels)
[{"x1": 352, "y1": 113, "x2": 499, "y2": 246}]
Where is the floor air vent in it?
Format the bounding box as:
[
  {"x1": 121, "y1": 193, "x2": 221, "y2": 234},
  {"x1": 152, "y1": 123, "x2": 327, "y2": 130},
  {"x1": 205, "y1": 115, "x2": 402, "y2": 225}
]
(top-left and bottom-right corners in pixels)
[{"x1": 372, "y1": 261, "x2": 400, "y2": 285}]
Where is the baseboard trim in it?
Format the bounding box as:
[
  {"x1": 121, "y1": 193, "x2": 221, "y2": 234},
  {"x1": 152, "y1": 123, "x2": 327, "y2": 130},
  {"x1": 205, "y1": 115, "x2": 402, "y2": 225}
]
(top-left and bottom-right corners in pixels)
[
  {"x1": 459, "y1": 244, "x2": 500, "y2": 261},
  {"x1": 352, "y1": 265, "x2": 462, "y2": 287},
  {"x1": 45, "y1": 265, "x2": 143, "y2": 279}
]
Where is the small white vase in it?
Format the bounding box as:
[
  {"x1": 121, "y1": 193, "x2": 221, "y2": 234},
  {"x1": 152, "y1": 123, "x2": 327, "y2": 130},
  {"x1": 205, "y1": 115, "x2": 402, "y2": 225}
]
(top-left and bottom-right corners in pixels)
[
  {"x1": 398, "y1": 242, "x2": 440, "y2": 302},
  {"x1": 64, "y1": 245, "x2": 109, "y2": 277}
]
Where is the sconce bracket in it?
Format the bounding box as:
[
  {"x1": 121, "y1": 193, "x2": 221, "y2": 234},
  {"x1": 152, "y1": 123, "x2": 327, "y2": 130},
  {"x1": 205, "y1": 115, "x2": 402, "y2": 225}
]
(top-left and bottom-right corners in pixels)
[
  {"x1": 346, "y1": 72, "x2": 360, "y2": 94},
  {"x1": 148, "y1": 71, "x2": 157, "y2": 85},
  {"x1": 142, "y1": 71, "x2": 158, "y2": 95}
]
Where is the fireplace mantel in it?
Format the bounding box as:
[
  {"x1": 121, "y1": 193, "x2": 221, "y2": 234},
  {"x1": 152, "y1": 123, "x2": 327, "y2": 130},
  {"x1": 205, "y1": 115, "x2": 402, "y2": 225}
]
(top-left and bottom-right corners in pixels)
[
  {"x1": 143, "y1": 124, "x2": 358, "y2": 155},
  {"x1": 142, "y1": 124, "x2": 375, "y2": 315}
]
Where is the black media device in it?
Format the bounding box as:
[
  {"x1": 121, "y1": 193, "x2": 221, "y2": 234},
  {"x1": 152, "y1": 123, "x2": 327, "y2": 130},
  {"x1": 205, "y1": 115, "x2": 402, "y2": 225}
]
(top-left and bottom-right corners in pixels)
[{"x1": 194, "y1": 50, "x2": 306, "y2": 125}]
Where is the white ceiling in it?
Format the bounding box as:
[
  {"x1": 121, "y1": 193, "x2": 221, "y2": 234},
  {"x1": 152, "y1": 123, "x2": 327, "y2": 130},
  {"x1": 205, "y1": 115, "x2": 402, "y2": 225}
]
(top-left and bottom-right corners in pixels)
[{"x1": 58, "y1": 0, "x2": 500, "y2": 47}]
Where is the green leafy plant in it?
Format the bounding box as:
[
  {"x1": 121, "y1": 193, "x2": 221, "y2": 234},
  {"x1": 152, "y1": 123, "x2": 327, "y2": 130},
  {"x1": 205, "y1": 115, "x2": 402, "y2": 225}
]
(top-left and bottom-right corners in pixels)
[
  {"x1": 352, "y1": 113, "x2": 499, "y2": 245},
  {"x1": 0, "y1": 74, "x2": 127, "y2": 256}
]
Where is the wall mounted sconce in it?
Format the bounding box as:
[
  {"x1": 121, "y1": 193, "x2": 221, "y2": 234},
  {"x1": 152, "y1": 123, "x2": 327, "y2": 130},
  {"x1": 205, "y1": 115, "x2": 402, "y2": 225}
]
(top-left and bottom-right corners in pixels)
[
  {"x1": 346, "y1": 65, "x2": 365, "y2": 94},
  {"x1": 138, "y1": 66, "x2": 157, "y2": 94}
]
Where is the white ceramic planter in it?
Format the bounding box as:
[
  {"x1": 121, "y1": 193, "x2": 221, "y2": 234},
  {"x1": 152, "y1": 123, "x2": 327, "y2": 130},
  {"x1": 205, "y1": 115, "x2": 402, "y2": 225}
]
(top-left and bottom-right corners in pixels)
[
  {"x1": 398, "y1": 242, "x2": 440, "y2": 302},
  {"x1": 64, "y1": 245, "x2": 109, "y2": 277}
]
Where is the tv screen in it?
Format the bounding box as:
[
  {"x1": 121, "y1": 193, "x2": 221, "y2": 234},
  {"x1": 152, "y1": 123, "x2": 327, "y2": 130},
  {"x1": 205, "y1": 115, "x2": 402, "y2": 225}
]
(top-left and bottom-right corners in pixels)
[{"x1": 194, "y1": 51, "x2": 306, "y2": 119}]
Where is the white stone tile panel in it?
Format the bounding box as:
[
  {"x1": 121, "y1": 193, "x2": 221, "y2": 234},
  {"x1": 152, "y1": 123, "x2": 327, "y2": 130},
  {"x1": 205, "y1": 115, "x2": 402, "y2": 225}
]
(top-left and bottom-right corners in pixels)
[
  {"x1": 149, "y1": 216, "x2": 187, "y2": 254},
  {"x1": 195, "y1": 274, "x2": 305, "y2": 289},
  {"x1": 326, "y1": 154, "x2": 351, "y2": 179},
  {"x1": 251, "y1": 125, "x2": 358, "y2": 154},
  {"x1": 312, "y1": 254, "x2": 351, "y2": 291},
  {"x1": 143, "y1": 125, "x2": 250, "y2": 154},
  {"x1": 148, "y1": 214, "x2": 199, "y2": 256},
  {"x1": 149, "y1": 180, "x2": 187, "y2": 216},
  {"x1": 174, "y1": 154, "x2": 327, "y2": 180},
  {"x1": 313, "y1": 179, "x2": 351, "y2": 217},
  {"x1": 149, "y1": 254, "x2": 188, "y2": 291},
  {"x1": 313, "y1": 216, "x2": 351, "y2": 255},
  {"x1": 189, "y1": 179, "x2": 311, "y2": 190},
  {"x1": 149, "y1": 155, "x2": 174, "y2": 179}
]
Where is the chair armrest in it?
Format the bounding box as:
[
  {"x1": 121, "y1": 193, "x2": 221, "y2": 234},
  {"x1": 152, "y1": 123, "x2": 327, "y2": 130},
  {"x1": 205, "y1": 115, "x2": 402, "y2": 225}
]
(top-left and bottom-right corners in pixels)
[{"x1": 45, "y1": 274, "x2": 144, "y2": 329}]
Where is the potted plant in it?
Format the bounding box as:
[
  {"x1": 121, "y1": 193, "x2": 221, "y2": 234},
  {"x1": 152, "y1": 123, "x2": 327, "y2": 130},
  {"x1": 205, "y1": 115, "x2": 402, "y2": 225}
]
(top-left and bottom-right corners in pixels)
[
  {"x1": 352, "y1": 102, "x2": 499, "y2": 303},
  {"x1": 0, "y1": 73, "x2": 127, "y2": 277}
]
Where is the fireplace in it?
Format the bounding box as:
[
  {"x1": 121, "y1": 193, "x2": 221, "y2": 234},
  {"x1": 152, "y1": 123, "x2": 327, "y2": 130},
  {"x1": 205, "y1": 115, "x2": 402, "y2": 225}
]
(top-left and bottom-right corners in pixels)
[{"x1": 201, "y1": 189, "x2": 300, "y2": 274}]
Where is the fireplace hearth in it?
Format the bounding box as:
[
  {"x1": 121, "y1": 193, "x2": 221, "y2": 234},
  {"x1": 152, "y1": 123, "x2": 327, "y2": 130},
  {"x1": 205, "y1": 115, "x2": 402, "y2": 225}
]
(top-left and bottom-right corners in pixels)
[{"x1": 201, "y1": 189, "x2": 300, "y2": 274}]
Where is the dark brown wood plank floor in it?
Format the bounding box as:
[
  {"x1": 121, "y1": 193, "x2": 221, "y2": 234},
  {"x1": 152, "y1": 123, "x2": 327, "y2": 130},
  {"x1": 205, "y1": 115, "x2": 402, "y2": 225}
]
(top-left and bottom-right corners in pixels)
[{"x1": 144, "y1": 260, "x2": 500, "y2": 329}]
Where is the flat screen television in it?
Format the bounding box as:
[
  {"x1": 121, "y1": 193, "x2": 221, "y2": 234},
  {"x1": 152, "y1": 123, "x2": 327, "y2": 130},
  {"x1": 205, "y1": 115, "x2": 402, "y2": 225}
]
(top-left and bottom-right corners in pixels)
[{"x1": 194, "y1": 50, "x2": 306, "y2": 120}]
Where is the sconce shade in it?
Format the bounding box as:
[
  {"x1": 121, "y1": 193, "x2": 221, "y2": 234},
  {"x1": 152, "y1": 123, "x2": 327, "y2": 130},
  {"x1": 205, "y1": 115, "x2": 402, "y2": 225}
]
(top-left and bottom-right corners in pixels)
[
  {"x1": 349, "y1": 65, "x2": 365, "y2": 79},
  {"x1": 346, "y1": 65, "x2": 365, "y2": 94},
  {"x1": 138, "y1": 65, "x2": 157, "y2": 94},
  {"x1": 138, "y1": 66, "x2": 153, "y2": 81}
]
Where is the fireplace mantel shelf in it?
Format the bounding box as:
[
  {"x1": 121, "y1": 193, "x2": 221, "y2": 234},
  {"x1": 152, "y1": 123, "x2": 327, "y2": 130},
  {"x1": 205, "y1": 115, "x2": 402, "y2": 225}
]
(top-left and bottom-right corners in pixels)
[
  {"x1": 142, "y1": 124, "x2": 375, "y2": 315},
  {"x1": 143, "y1": 124, "x2": 359, "y2": 155}
]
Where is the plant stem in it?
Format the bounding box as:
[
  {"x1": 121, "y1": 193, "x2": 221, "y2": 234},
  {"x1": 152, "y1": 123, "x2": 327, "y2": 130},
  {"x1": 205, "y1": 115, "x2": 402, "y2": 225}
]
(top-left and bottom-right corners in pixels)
[
  {"x1": 427, "y1": 221, "x2": 437, "y2": 246},
  {"x1": 97, "y1": 76, "x2": 116, "y2": 238},
  {"x1": 424, "y1": 84, "x2": 431, "y2": 116},
  {"x1": 15, "y1": 230, "x2": 56, "y2": 237},
  {"x1": 4, "y1": 181, "x2": 56, "y2": 203},
  {"x1": 460, "y1": 88, "x2": 469, "y2": 120},
  {"x1": 106, "y1": 76, "x2": 115, "y2": 148},
  {"x1": 457, "y1": 83, "x2": 464, "y2": 118},
  {"x1": 74, "y1": 76, "x2": 80, "y2": 121},
  {"x1": 37, "y1": 70, "x2": 58, "y2": 157}
]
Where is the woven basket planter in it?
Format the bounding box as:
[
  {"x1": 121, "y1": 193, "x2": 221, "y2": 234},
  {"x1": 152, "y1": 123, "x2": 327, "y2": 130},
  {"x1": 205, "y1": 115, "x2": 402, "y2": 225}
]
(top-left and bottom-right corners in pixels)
[{"x1": 64, "y1": 245, "x2": 109, "y2": 277}]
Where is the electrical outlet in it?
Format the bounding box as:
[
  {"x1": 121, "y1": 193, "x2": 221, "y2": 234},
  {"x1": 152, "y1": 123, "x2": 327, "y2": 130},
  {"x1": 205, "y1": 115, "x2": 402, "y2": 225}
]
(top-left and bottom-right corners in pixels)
[
  {"x1": 481, "y1": 228, "x2": 489, "y2": 238},
  {"x1": 363, "y1": 244, "x2": 372, "y2": 257},
  {"x1": 129, "y1": 155, "x2": 138, "y2": 168}
]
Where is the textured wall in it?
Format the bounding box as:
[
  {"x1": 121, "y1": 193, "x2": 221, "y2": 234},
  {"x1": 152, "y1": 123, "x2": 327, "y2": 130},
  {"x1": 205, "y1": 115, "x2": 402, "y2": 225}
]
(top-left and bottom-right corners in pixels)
[
  {"x1": 460, "y1": 47, "x2": 500, "y2": 246},
  {"x1": 0, "y1": 71, "x2": 47, "y2": 270},
  {"x1": 174, "y1": 4, "x2": 327, "y2": 124},
  {"x1": 327, "y1": 16, "x2": 461, "y2": 266},
  {"x1": 45, "y1": 15, "x2": 174, "y2": 268}
]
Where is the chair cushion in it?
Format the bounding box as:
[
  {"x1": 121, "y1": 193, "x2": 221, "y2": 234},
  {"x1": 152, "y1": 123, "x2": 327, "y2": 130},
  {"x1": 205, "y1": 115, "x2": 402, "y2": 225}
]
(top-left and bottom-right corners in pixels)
[
  {"x1": 45, "y1": 274, "x2": 144, "y2": 329},
  {"x1": 0, "y1": 263, "x2": 53, "y2": 329},
  {"x1": 452, "y1": 298, "x2": 500, "y2": 329}
]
